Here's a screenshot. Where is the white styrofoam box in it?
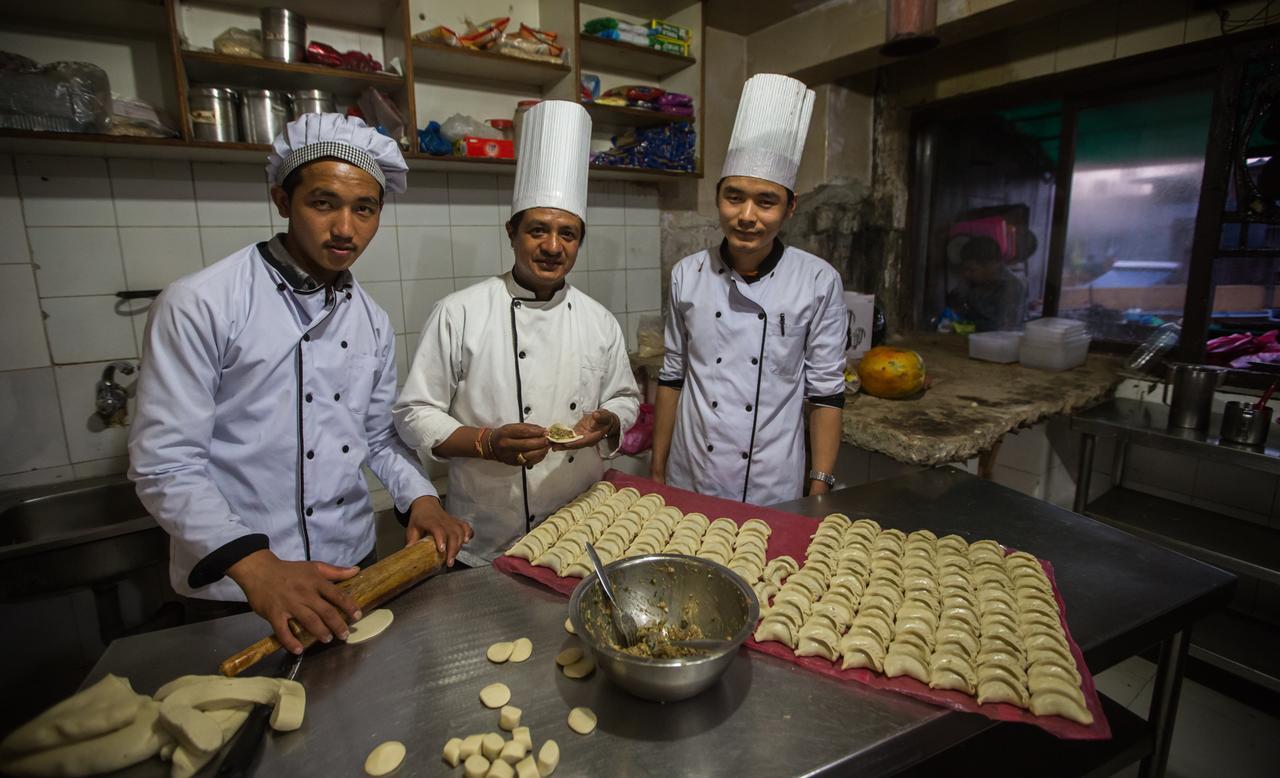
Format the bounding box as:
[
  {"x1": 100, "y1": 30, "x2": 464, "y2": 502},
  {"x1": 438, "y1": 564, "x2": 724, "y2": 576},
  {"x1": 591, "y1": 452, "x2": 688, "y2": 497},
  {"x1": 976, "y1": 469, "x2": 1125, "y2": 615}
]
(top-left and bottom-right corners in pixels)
[
  {"x1": 361, "y1": 280, "x2": 406, "y2": 335},
  {"x1": 1023, "y1": 316, "x2": 1087, "y2": 342},
  {"x1": 587, "y1": 180, "x2": 626, "y2": 226},
  {"x1": 623, "y1": 182, "x2": 660, "y2": 226},
  {"x1": 0, "y1": 154, "x2": 29, "y2": 263},
  {"x1": 54, "y1": 361, "x2": 134, "y2": 463},
  {"x1": 0, "y1": 368, "x2": 70, "y2": 473},
  {"x1": 0, "y1": 264, "x2": 50, "y2": 370},
  {"x1": 15, "y1": 155, "x2": 115, "y2": 227},
  {"x1": 449, "y1": 225, "x2": 502, "y2": 277},
  {"x1": 447, "y1": 173, "x2": 500, "y2": 226},
  {"x1": 625, "y1": 225, "x2": 660, "y2": 269},
  {"x1": 396, "y1": 226, "x2": 454, "y2": 280},
  {"x1": 588, "y1": 270, "x2": 627, "y2": 314},
  {"x1": 193, "y1": 163, "x2": 271, "y2": 226},
  {"x1": 626, "y1": 268, "x2": 661, "y2": 312},
  {"x1": 42, "y1": 295, "x2": 137, "y2": 364},
  {"x1": 1019, "y1": 335, "x2": 1090, "y2": 371},
  {"x1": 200, "y1": 226, "x2": 270, "y2": 266},
  {"x1": 29, "y1": 227, "x2": 125, "y2": 298},
  {"x1": 109, "y1": 159, "x2": 197, "y2": 227},
  {"x1": 844, "y1": 292, "x2": 874, "y2": 360},
  {"x1": 119, "y1": 227, "x2": 202, "y2": 291},
  {"x1": 350, "y1": 229, "x2": 400, "y2": 283},
  {"x1": 584, "y1": 225, "x2": 625, "y2": 272},
  {"x1": 969, "y1": 331, "x2": 1023, "y2": 363},
  {"x1": 401, "y1": 279, "x2": 455, "y2": 336},
  {"x1": 393, "y1": 172, "x2": 450, "y2": 225}
]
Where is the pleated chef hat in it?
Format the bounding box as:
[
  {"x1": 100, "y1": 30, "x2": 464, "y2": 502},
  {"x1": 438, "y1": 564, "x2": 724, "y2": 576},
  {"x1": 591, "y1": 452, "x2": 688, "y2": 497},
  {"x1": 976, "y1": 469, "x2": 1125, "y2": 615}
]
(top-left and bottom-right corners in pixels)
[
  {"x1": 511, "y1": 101, "x2": 592, "y2": 222},
  {"x1": 721, "y1": 74, "x2": 815, "y2": 191},
  {"x1": 266, "y1": 113, "x2": 408, "y2": 194}
]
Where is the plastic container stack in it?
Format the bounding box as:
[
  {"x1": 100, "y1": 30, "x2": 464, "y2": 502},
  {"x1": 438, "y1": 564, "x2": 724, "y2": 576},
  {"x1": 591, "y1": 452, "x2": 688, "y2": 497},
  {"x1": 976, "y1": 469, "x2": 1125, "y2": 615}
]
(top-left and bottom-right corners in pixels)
[
  {"x1": 1019, "y1": 318, "x2": 1091, "y2": 371},
  {"x1": 968, "y1": 331, "x2": 1023, "y2": 363}
]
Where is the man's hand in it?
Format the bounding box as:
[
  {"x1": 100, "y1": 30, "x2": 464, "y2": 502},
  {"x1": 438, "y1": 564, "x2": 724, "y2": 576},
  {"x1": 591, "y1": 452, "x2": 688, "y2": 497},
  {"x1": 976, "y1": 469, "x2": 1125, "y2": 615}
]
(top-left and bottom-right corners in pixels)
[
  {"x1": 490, "y1": 423, "x2": 552, "y2": 467},
  {"x1": 226, "y1": 549, "x2": 361, "y2": 655},
  {"x1": 553, "y1": 409, "x2": 618, "y2": 451},
  {"x1": 405, "y1": 495, "x2": 472, "y2": 567}
]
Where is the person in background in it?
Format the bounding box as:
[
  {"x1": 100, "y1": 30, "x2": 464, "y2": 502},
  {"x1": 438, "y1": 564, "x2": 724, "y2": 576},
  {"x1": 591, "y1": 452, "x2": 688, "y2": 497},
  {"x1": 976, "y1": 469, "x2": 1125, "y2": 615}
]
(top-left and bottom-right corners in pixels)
[
  {"x1": 650, "y1": 73, "x2": 848, "y2": 506},
  {"x1": 393, "y1": 101, "x2": 641, "y2": 566},
  {"x1": 948, "y1": 236, "x2": 1027, "y2": 331},
  {"x1": 129, "y1": 114, "x2": 471, "y2": 654}
]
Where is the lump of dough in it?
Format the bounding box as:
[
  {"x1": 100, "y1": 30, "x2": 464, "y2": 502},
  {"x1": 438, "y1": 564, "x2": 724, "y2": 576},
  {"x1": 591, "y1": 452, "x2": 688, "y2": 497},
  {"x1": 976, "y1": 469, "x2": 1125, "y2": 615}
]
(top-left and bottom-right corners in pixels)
[
  {"x1": 480, "y1": 683, "x2": 511, "y2": 708},
  {"x1": 499, "y1": 738, "x2": 528, "y2": 764},
  {"x1": 443, "y1": 737, "x2": 464, "y2": 767},
  {"x1": 347, "y1": 609, "x2": 394, "y2": 645},
  {"x1": 537, "y1": 740, "x2": 560, "y2": 776},
  {"x1": 481, "y1": 732, "x2": 504, "y2": 760},
  {"x1": 486, "y1": 758, "x2": 515, "y2": 778},
  {"x1": 562, "y1": 656, "x2": 595, "y2": 680},
  {"x1": 1, "y1": 674, "x2": 145, "y2": 755},
  {"x1": 269, "y1": 681, "x2": 305, "y2": 732},
  {"x1": 515, "y1": 754, "x2": 540, "y2": 778},
  {"x1": 157, "y1": 703, "x2": 223, "y2": 756},
  {"x1": 512, "y1": 727, "x2": 532, "y2": 750},
  {"x1": 464, "y1": 754, "x2": 491, "y2": 778},
  {"x1": 555, "y1": 646, "x2": 583, "y2": 667},
  {"x1": 487, "y1": 642, "x2": 515, "y2": 663},
  {"x1": 460, "y1": 734, "x2": 485, "y2": 759},
  {"x1": 567, "y1": 707, "x2": 597, "y2": 735},
  {"x1": 509, "y1": 638, "x2": 533, "y2": 663},
  {"x1": 0, "y1": 700, "x2": 168, "y2": 778},
  {"x1": 364, "y1": 741, "x2": 406, "y2": 776},
  {"x1": 499, "y1": 706, "x2": 522, "y2": 731},
  {"x1": 564, "y1": 617, "x2": 576, "y2": 635}
]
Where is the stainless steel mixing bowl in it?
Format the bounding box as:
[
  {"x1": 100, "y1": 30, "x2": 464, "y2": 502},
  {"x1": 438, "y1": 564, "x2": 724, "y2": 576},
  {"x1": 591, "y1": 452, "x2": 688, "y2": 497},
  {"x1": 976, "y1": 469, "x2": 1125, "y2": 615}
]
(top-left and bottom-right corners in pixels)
[{"x1": 568, "y1": 554, "x2": 760, "y2": 702}]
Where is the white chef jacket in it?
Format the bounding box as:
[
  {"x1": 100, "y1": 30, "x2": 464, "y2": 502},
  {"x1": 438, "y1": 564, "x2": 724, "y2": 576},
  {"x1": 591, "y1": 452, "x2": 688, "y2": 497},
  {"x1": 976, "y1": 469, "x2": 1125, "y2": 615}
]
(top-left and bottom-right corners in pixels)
[
  {"x1": 393, "y1": 273, "x2": 640, "y2": 566},
  {"x1": 128, "y1": 238, "x2": 436, "y2": 601},
  {"x1": 660, "y1": 241, "x2": 847, "y2": 506}
]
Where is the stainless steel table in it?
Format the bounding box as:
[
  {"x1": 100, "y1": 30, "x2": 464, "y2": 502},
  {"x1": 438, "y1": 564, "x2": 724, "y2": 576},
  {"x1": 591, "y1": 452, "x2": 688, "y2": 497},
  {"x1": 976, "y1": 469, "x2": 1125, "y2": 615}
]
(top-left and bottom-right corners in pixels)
[{"x1": 83, "y1": 468, "x2": 1233, "y2": 777}]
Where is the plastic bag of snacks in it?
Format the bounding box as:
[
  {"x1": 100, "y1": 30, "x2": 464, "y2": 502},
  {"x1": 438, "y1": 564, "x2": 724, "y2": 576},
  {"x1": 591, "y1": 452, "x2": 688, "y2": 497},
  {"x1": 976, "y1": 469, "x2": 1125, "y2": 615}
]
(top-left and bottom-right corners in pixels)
[
  {"x1": 518, "y1": 23, "x2": 558, "y2": 44},
  {"x1": 213, "y1": 27, "x2": 262, "y2": 58},
  {"x1": 601, "y1": 85, "x2": 666, "y2": 104},
  {"x1": 496, "y1": 34, "x2": 564, "y2": 63},
  {"x1": 416, "y1": 25, "x2": 461, "y2": 47},
  {"x1": 460, "y1": 17, "x2": 509, "y2": 50}
]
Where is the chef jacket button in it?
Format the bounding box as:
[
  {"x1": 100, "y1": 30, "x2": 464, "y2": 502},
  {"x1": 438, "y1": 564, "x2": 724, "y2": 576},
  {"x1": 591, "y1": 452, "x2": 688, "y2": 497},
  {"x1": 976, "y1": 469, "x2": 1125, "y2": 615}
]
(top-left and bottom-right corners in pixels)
[
  {"x1": 568, "y1": 456, "x2": 574, "y2": 463},
  {"x1": 519, "y1": 351, "x2": 526, "y2": 359},
  {"x1": 717, "y1": 268, "x2": 724, "y2": 274},
  {"x1": 276, "y1": 282, "x2": 286, "y2": 292},
  {"x1": 334, "y1": 393, "x2": 341, "y2": 401},
  {"x1": 707, "y1": 444, "x2": 714, "y2": 452},
  {"x1": 711, "y1": 401, "x2": 718, "y2": 408},
  {"x1": 336, "y1": 497, "x2": 344, "y2": 506},
  {"x1": 345, "y1": 291, "x2": 352, "y2": 300},
  {"x1": 715, "y1": 357, "x2": 722, "y2": 364},
  {"x1": 741, "y1": 452, "x2": 749, "y2": 460},
  {"x1": 305, "y1": 506, "x2": 314, "y2": 516},
  {"x1": 715, "y1": 311, "x2": 722, "y2": 318},
  {"x1": 341, "y1": 340, "x2": 348, "y2": 349},
  {"x1": 758, "y1": 313, "x2": 765, "y2": 320},
  {"x1": 528, "y1": 514, "x2": 535, "y2": 522},
  {"x1": 525, "y1": 464, "x2": 533, "y2": 471},
  {"x1": 342, "y1": 444, "x2": 350, "y2": 453},
  {"x1": 524, "y1": 405, "x2": 531, "y2": 415},
  {"x1": 514, "y1": 300, "x2": 522, "y2": 308},
  {"x1": 305, "y1": 393, "x2": 313, "y2": 402},
  {"x1": 302, "y1": 333, "x2": 311, "y2": 342},
  {"x1": 751, "y1": 357, "x2": 758, "y2": 365},
  {"x1": 745, "y1": 404, "x2": 753, "y2": 411},
  {"x1": 570, "y1": 402, "x2": 577, "y2": 410},
  {"x1": 306, "y1": 450, "x2": 314, "y2": 459}
]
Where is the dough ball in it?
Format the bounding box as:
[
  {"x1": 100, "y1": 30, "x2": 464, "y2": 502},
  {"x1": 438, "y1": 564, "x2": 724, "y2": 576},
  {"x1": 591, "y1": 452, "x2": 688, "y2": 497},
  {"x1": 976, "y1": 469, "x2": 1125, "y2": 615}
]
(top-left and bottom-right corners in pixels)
[
  {"x1": 537, "y1": 739, "x2": 560, "y2": 775},
  {"x1": 363, "y1": 740, "x2": 405, "y2": 776},
  {"x1": 464, "y1": 753, "x2": 490, "y2": 778},
  {"x1": 442, "y1": 737, "x2": 463, "y2": 767},
  {"x1": 481, "y1": 732, "x2": 504, "y2": 760},
  {"x1": 499, "y1": 705, "x2": 522, "y2": 731},
  {"x1": 479, "y1": 683, "x2": 511, "y2": 709},
  {"x1": 567, "y1": 707, "x2": 597, "y2": 735}
]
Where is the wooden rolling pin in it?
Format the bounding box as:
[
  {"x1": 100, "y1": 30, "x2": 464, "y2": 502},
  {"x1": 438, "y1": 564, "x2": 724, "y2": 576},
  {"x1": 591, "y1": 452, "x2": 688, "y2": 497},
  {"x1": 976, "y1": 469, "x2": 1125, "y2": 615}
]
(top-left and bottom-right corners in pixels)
[{"x1": 219, "y1": 539, "x2": 444, "y2": 676}]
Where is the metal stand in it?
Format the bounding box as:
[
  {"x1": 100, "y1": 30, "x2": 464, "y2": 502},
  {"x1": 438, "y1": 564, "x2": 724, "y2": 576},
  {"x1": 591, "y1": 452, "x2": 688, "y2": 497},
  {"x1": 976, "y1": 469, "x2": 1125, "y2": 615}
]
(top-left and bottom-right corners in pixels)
[
  {"x1": 1139, "y1": 630, "x2": 1191, "y2": 778},
  {"x1": 1074, "y1": 432, "x2": 1095, "y2": 513}
]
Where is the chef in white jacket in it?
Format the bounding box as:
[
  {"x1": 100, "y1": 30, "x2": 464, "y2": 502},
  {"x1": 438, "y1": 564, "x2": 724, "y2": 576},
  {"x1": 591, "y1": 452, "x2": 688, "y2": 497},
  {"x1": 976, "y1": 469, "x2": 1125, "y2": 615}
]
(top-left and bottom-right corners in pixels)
[
  {"x1": 394, "y1": 101, "x2": 640, "y2": 566},
  {"x1": 129, "y1": 114, "x2": 471, "y2": 654},
  {"x1": 651, "y1": 74, "x2": 848, "y2": 505}
]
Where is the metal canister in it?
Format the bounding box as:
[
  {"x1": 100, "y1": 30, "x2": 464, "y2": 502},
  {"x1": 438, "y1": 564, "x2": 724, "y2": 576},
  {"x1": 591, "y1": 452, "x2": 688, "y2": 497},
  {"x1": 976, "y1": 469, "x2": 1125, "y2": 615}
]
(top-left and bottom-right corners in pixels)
[
  {"x1": 261, "y1": 7, "x2": 307, "y2": 63},
  {"x1": 238, "y1": 89, "x2": 289, "y2": 145},
  {"x1": 1220, "y1": 401, "x2": 1272, "y2": 446},
  {"x1": 289, "y1": 89, "x2": 335, "y2": 118},
  {"x1": 188, "y1": 87, "x2": 240, "y2": 143},
  {"x1": 1164, "y1": 363, "x2": 1225, "y2": 430}
]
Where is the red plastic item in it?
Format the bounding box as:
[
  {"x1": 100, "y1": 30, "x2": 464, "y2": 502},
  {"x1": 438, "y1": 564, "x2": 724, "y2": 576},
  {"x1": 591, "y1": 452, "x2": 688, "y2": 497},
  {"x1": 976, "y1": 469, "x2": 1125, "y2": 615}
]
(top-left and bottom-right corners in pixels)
[
  {"x1": 458, "y1": 136, "x2": 514, "y2": 159},
  {"x1": 305, "y1": 41, "x2": 382, "y2": 73}
]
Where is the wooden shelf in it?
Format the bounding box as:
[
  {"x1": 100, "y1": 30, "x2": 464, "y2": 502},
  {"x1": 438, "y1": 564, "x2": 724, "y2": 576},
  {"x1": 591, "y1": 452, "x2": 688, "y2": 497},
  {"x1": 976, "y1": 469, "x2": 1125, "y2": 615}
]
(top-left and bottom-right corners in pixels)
[
  {"x1": 181, "y1": 51, "x2": 406, "y2": 97},
  {"x1": 582, "y1": 101, "x2": 692, "y2": 129},
  {"x1": 411, "y1": 42, "x2": 570, "y2": 88},
  {"x1": 578, "y1": 35, "x2": 695, "y2": 79},
  {"x1": 582, "y1": 0, "x2": 696, "y2": 21},
  {"x1": 589, "y1": 163, "x2": 699, "y2": 180},
  {"x1": 201, "y1": 0, "x2": 400, "y2": 30}
]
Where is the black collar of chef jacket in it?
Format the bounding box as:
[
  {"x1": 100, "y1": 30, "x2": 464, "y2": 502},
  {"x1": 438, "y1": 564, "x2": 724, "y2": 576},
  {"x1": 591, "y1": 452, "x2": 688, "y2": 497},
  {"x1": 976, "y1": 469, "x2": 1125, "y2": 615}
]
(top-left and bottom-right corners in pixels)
[
  {"x1": 719, "y1": 237, "x2": 785, "y2": 284},
  {"x1": 504, "y1": 270, "x2": 570, "y2": 308},
  {"x1": 260, "y1": 234, "x2": 353, "y2": 296}
]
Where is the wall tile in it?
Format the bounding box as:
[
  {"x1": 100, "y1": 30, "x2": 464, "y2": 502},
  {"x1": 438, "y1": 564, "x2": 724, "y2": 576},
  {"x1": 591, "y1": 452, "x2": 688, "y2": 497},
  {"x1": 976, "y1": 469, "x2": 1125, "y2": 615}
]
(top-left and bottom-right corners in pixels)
[
  {"x1": 587, "y1": 180, "x2": 626, "y2": 226},
  {"x1": 0, "y1": 154, "x2": 29, "y2": 263},
  {"x1": 585, "y1": 225, "x2": 625, "y2": 271},
  {"x1": 192, "y1": 163, "x2": 271, "y2": 226},
  {"x1": 54, "y1": 361, "x2": 135, "y2": 463},
  {"x1": 623, "y1": 182, "x2": 660, "y2": 226},
  {"x1": 362, "y1": 280, "x2": 406, "y2": 336},
  {"x1": 394, "y1": 172, "x2": 450, "y2": 225},
  {"x1": 200, "y1": 227, "x2": 269, "y2": 266},
  {"x1": 624, "y1": 310, "x2": 660, "y2": 354},
  {"x1": 42, "y1": 296, "x2": 136, "y2": 364},
  {"x1": 402, "y1": 279, "x2": 455, "y2": 337},
  {"x1": 109, "y1": 159, "x2": 197, "y2": 227},
  {"x1": 454, "y1": 276, "x2": 494, "y2": 293},
  {"x1": 119, "y1": 227, "x2": 202, "y2": 291},
  {"x1": 352, "y1": 229, "x2": 400, "y2": 283},
  {"x1": 29, "y1": 227, "x2": 125, "y2": 298},
  {"x1": 0, "y1": 368, "x2": 70, "y2": 473},
  {"x1": 450, "y1": 225, "x2": 502, "y2": 277},
  {"x1": 394, "y1": 335, "x2": 408, "y2": 388},
  {"x1": 993, "y1": 464, "x2": 1043, "y2": 500},
  {"x1": 72, "y1": 456, "x2": 130, "y2": 479},
  {"x1": 496, "y1": 175, "x2": 514, "y2": 211},
  {"x1": 626, "y1": 268, "x2": 661, "y2": 312},
  {"x1": 15, "y1": 155, "x2": 115, "y2": 227},
  {"x1": 447, "y1": 173, "x2": 499, "y2": 225},
  {"x1": 0, "y1": 265, "x2": 50, "y2": 370},
  {"x1": 587, "y1": 270, "x2": 627, "y2": 315},
  {"x1": 625, "y1": 225, "x2": 660, "y2": 269},
  {"x1": 0, "y1": 465, "x2": 74, "y2": 491},
  {"x1": 995, "y1": 422, "x2": 1048, "y2": 475},
  {"x1": 397, "y1": 226, "x2": 453, "y2": 280},
  {"x1": 496, "y1": 226, "x2": 512, "y2": 273}
]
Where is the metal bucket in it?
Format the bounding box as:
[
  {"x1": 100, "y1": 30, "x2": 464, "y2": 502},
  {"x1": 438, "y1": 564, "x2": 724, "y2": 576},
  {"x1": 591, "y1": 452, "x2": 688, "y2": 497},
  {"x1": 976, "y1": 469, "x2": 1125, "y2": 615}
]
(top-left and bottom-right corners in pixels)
[
  {"x1": 188, "y1": 87, "x2": 239, "y2": 143},
  {"x1": 239, "y1": 89, "x2": 289, "y2": 145},
  {"x1": 1220, "y1": 401, "x2": 1272, "y2": 446},
  {"x1": 261, "y1": 7, "x2": 307, "y2": 63},
  {"x1": 1164, "y1": 363, "x2": 1224, "y2": 430},
  {"x1": 289, "y1": 89, "x2": 335, "y2": 118}
]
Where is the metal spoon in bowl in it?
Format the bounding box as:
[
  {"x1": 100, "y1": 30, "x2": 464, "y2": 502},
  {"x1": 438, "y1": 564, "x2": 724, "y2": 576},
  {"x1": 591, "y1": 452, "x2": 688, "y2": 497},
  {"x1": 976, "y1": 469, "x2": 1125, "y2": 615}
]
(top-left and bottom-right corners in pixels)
[{"x1": 585, "y1": 542, "x2": 638, "y2": 648}]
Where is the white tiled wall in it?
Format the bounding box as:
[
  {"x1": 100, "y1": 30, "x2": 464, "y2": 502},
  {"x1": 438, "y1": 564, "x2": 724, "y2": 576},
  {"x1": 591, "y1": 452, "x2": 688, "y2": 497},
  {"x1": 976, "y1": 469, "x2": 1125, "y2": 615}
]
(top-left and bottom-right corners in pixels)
[{"x1": 0, "y1": 154, "x2": 661, "y2": 490}]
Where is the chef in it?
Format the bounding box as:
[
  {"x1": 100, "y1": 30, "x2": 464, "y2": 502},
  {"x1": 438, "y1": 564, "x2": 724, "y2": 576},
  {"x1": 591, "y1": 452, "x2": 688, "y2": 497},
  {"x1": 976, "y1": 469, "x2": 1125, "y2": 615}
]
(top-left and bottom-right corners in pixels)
[
  {"x1": 394, "y1": 100, "x2": 641, "y2": 566},
  {"x1": 651, "y1": 73, "x2": 848, "y2": 505},
  {"x1": 129, "y1": 114, "x2": 471, "y2": 654}
]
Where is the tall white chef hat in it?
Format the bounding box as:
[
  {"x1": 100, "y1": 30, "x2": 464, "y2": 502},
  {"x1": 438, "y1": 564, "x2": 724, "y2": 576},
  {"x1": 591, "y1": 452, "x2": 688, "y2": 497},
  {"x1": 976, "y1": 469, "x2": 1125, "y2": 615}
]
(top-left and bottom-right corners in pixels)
[
  {"x1": 511, "y1": 100, "x2": 592, "y2": 222},
  {"x1": 266, "y1": 113, "x2": 408, "y2": 195},
  {"x1": 720, "y1": 74, "x2": 816, "y2": 192}
]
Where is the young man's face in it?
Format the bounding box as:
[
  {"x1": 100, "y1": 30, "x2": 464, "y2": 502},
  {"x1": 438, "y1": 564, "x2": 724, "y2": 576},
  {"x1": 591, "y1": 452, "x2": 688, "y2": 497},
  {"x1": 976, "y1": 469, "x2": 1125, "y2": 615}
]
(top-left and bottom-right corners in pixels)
[
  {"x1": 717, "y1": 175, "x2": 796, "y2": 256},
  {"x1": 270, "y1": 160, "x2": 383, "y2": 279},
  {"x1": 506, "y1": 207, "x2": 583, "y2": 292}
]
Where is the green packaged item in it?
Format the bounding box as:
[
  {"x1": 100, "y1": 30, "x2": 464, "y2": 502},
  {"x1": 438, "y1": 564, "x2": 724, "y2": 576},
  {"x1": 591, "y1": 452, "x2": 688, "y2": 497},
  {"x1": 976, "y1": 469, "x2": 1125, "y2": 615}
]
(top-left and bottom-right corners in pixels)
[
  {"x1": 583, "y1": 17, "x2": 619, "y2": 35},
  {"x1": 647, "y1": 19, "x2": 690, "y2": 41},
  {"x1": 649, "y1": 36, "x2": 690, "y2": 56}
]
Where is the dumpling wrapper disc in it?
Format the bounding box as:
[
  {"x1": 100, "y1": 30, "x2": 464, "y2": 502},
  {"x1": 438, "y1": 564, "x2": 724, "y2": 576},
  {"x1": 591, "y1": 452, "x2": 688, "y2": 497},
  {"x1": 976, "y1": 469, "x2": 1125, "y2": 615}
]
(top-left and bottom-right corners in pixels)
[{"x1": 347, "y1": 609, "x2": 394, "y2": 644}]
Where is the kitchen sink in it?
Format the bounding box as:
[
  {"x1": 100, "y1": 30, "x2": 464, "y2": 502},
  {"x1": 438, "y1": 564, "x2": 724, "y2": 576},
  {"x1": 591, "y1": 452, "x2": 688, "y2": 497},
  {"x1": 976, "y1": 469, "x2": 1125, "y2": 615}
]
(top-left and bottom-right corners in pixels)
[{"x1": 0, "y1": 477, "x2": 166, "y2": 601}]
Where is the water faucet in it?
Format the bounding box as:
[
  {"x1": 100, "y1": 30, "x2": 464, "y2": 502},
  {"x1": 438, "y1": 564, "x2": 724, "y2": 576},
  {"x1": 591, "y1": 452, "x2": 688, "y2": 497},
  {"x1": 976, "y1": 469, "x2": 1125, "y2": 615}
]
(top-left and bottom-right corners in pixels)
[{"x1": 95, "y1": 361, "x2": 136, "y2": 426}]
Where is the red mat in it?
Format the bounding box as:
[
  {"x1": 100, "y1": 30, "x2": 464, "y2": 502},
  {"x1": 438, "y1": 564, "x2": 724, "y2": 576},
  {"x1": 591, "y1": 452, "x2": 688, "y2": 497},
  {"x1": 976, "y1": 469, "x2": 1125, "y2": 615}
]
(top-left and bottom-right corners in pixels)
[{"x1": 492, "y1": 470, "x2": 1111, "y2": 740}]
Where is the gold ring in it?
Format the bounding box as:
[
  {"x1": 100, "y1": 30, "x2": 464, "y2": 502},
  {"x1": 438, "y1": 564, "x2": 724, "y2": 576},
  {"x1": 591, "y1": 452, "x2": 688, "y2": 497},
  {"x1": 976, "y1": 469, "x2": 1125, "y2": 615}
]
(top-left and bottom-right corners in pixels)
[{"x1": 517, "y1": 453, "x2": 527, "y2": 464}]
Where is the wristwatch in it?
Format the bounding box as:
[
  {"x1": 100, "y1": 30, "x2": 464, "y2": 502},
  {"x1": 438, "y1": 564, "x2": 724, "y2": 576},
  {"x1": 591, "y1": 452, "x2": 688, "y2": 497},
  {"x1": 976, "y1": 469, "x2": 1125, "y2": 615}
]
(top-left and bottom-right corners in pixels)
[{"x1": 808, "y1": 470, "x2": 836, "y2": 487}]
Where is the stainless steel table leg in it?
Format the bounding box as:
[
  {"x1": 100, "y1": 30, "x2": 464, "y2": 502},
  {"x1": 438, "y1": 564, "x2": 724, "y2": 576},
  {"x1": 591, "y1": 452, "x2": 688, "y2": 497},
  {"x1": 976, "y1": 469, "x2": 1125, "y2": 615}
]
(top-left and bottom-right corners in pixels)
[
  {"x1": 1139, "y1": 629, "x2": 1191, "y2": 778},
  {"x1": 1073, "y1": 433, "x2": 1095, "y2": 513},
  {"x1": 1114, "y1": 439, "x2": 1128, "y2": 488}
]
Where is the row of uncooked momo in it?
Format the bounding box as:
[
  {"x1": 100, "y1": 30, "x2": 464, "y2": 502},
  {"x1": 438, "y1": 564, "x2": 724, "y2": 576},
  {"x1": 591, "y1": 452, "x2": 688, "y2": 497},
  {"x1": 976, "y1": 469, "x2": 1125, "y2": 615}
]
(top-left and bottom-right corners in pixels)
[
  {"x1": 504, "y1": 482, "x2": 772, "y2": 583},
  {"x1": 752, "y1": 514, "x2": 1092, "y2": 725}
]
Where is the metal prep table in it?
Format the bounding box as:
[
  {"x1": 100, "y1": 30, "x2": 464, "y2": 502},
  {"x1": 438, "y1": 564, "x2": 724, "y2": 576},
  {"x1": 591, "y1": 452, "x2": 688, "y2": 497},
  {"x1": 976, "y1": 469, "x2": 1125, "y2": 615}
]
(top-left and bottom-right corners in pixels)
[{"x1": 81, "y1": 468, "x2": 1233, "y2": 777}]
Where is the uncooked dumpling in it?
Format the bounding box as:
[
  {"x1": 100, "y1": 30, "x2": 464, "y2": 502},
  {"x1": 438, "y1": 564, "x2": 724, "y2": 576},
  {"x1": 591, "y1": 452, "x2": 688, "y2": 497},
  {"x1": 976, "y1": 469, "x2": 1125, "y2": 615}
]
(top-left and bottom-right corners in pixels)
[
  {"x1": 546, "y1": 423, "x2": 583, "y2": 443},
  {"x1": 347, "y1": 610, "x2": 394, "y2": 644}
]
